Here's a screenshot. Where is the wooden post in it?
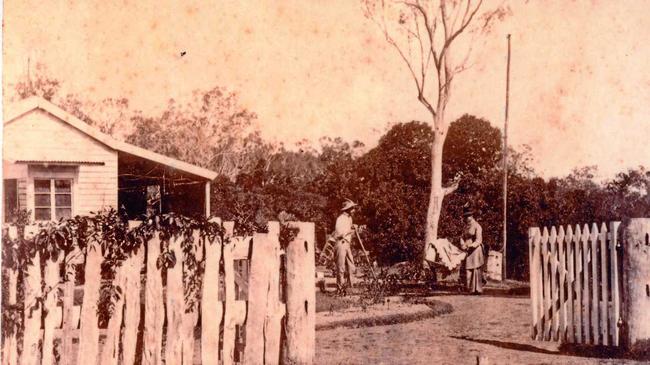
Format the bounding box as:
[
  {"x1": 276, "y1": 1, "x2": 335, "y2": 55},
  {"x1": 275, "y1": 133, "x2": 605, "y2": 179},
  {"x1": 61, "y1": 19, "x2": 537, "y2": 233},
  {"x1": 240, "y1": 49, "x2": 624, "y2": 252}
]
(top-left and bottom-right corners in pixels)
[
  {"x1": 2, "y1": 268, "x2": 18, "y2": 365},
  {"x1": 205, "y1": 181, "x2": 211, "y2": 217},
  {"x1": 609, "y1": 221, "x2": 621, "y2": 346},
  {"x1": 165, "y1": 235, "x2": 184, "y2": 364},
  {"x1": 77, "y1": 241, "x2": 102, "y2": 363},
  {"x1": 221, "y1": 221, "x2": 236, "y2": 365},
  {"x1": 599, "y1": 222, "x2": 609, "y2": 346},
  {"x1": 201, "y1": 218, "x2": 223, "y2": 365},
  {"x1": 580, "y1": 224, "x2": 591, "y2": 345},
  {"x1": 549, "y1": 227, "x2": 559, "y2": 341},
  {"x1": 589, "y1": 223, "x2": 600, "y2": 344},
  {"x1": 78, "y1": 241, "x2": 103, "y2": 365},
  {"x1": 123, "y1": 245, "x2": 144, "y2": 365},
  {"x1": 22, "y1": 251, "x2": 42, "y2": 365},
  {"x1": 100, "y1": 266, "x2": 126, "y2": 365},
  {"x1": 181, "y1": 230, "x2": 202, "y2": 365},
  {"x1": 573, "y1": 225, "x2": 583, "y2": 343},
  {"x1": 528, "y1": 227, "x2": 543, "y2": 340},
  {"x1": 42, "y1": 252, "x2": 64, "y2": 365},
  {"x1": 502, "y1": 34, "x2": 511, "y2": 280},
  {"x1": 541, "y1": 227, "x2": 551, "y2": 340},
  {"x1": 143, "y1": 234, "x2": 165, "y2": 365},
  {"x1": 621, "y1": 218, "x2": 650, "y2": 353},
  {"x1": 62, "y1": 249, "x2": 81, "y2": 365},
  {"x1": 557, "y1": 226, "x2": 566, "y2": 343},
  {"x1": 565, "y1": 225, "x2": 575, "y2": 343},
  {"x1": 244, "y1": 231, "x2": 273, "y2": 364},
  {"x1": 3, "y1": 226, "x2": 20, "y2": 365},
  {"x1": 284, "y1": 222, "x2": 315, "y2": 365},
  {"x1": 264, "y1": 222, "x2": 283, "y2": 365}
]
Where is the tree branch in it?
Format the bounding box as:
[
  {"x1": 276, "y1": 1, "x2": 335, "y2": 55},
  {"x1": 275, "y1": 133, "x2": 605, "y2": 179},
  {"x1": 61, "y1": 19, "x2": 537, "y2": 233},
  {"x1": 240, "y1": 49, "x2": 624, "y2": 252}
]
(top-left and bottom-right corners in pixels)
[{"x1": 442, "y1": 179, "x2": 460, "y2": 196}]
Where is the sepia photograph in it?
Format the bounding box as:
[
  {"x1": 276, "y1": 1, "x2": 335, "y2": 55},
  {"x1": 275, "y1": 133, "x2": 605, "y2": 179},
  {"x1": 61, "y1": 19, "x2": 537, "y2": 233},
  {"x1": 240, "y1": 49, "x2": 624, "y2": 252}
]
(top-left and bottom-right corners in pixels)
[{"x1": 1, "y1": 1, "x2": 649, "y2": 364}]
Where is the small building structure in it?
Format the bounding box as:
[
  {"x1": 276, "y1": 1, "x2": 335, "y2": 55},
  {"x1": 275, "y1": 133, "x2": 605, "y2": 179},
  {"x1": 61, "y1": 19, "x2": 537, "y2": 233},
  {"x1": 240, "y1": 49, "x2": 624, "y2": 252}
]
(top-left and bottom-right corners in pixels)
[{"x1": 3, "y1": 96, "x2": 217, "y2": 222}]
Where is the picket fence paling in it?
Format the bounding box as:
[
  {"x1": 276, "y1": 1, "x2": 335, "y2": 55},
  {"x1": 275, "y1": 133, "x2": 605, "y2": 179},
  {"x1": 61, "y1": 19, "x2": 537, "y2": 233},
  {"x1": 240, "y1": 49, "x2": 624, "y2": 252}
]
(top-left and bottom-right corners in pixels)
[
  {"x1": 2, "y1": 219, "x2": 315, "y2": 365},
  {"x1": 529, "y1": 221, "x2": 621, "y2": 347}
]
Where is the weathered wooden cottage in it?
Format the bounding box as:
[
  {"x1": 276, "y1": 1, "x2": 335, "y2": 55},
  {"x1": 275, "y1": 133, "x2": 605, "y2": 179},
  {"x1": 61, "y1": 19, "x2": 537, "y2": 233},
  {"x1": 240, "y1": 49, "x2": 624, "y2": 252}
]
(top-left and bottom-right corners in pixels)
[{"x1": 3, "y1": 96, "x2": 217, "y2": 222}]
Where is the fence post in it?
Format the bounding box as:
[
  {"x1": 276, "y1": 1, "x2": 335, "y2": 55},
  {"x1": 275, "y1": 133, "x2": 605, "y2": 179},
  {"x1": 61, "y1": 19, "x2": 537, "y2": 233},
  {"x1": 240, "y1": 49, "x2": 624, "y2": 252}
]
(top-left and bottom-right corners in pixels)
[
  {"x1": 565, "y1": 225, "x2": 575, "y2": 343},
  {"x1": 62, "y1": 248, "x2": 82, "y2": 365},
  {"x1": 528, "y1": 227, "x2": 540, "y2": 340},
  {"x1": 42, "y1": 252, "x2": 64, "y2": 365},
  {"x1": 78, "y1": 240, "x2": 103, "y2": 365},
  {"x1": 201, "y1": 218, "x2": 223, "y2": 365},
  {"x1": 2, "y1": 266, "x2": 19, "y2": 365},
  {"x1": 3, "y1": 226, "x2": 20, "y2": 365},
  {"x1": 100, "y1": 266, "x2": 126, "y2": 365},
  {"x1": 264, "y1": 222, "x2": 283, "y2": 365},
  {"x1": 143, "y1": 233, "x2": 165, "y2": 365},
  {"x1": 165, "y1": 235, "x2": 184, "y2": 364},
  {"x1": 221, "y1": 221, "x2": 236, "y2": 365},
  {"x1": 244, "y1": 230, "x2": 274, "y2": 364},
  {"x1": 284, "y1": 222, "x2": 315, "y2": 365},
  {"x1": 621, "y1": 218, "x2": 650, "y2": 354},
  {"x1": 181, "y1": 230, "x2": 202, "y2": 365},
  {"x1": 22, "y1": 250, "x2": 42, "y2": 365},
  {"x1": 123, "y1": 244, "x2": 145, "y2": 365}
]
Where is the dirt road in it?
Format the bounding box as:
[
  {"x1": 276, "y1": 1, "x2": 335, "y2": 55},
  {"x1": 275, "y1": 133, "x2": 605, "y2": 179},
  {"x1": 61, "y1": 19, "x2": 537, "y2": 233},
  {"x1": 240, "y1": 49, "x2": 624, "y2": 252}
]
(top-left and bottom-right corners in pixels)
[{"x1": 316, "y1": 295, "x2": 644, "y2": 365}]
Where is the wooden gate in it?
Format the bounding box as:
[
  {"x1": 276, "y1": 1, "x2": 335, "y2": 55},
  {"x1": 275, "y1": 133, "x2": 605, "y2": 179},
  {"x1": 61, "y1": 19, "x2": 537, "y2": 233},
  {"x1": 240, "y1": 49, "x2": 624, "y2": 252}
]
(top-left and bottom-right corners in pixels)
[
  {"x1": 1, "y1": 219, "x2": 315, "y2": 365},
  {"x1": 528, "y1": 222, "x2": 622, "y2": 346}
]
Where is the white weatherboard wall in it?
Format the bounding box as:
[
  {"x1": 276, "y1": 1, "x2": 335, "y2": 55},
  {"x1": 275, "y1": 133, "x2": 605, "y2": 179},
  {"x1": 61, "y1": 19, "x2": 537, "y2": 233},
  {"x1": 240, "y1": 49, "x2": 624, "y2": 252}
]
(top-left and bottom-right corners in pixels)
[{"x1": 3, "y1": 109, "x2": 118, "y2": 217}]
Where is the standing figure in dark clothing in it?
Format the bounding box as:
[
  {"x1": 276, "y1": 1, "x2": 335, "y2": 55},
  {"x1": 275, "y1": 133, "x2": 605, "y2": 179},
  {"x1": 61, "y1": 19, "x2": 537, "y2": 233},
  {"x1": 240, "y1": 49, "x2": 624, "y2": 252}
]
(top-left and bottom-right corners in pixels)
[{"x1": 460, "y1": 206, "x2": 484, "y2": 294}]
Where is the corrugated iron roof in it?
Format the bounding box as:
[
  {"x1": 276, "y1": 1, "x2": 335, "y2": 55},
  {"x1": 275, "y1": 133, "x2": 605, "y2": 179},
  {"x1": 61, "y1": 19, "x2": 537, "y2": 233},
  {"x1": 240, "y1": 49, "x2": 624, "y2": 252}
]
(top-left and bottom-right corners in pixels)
[{"x1": 5, "y1": 97, "x2": 218, "y2": 180}]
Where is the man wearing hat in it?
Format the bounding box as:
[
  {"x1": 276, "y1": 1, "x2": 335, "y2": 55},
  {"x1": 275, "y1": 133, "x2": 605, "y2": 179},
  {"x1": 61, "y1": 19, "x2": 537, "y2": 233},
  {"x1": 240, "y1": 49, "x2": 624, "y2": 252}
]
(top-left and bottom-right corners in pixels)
[
  {"x1": 460, "y1": 205, "x2": 485, "y2": 294},
  {"x1": 333, "y1": 199, "x2": 358, "y2": 295}
]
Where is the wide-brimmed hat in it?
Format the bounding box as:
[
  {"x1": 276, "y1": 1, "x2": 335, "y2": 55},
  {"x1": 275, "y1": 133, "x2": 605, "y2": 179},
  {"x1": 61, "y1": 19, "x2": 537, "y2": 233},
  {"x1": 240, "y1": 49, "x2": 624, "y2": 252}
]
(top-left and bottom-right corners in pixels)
[
  {"x1": 462, "y1": 204, "x2": 474, "y2": 217},
  {"x1": 341, "y1": 199, "x2": 358, "y2": 212}
]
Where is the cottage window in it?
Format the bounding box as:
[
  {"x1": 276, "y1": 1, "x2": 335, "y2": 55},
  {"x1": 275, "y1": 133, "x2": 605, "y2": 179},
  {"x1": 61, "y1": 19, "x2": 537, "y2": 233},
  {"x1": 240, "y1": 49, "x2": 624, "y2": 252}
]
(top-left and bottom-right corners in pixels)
[{"x1": 34, "y1": 179, "x2": 73, "y2": 221}]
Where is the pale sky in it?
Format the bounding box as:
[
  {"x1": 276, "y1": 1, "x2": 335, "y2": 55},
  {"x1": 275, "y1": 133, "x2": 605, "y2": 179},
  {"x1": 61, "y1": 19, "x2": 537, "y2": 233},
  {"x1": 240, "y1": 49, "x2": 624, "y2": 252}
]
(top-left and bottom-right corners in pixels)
[{"x1": 3, "y1": 0, "x2": 649, "y2": 179}]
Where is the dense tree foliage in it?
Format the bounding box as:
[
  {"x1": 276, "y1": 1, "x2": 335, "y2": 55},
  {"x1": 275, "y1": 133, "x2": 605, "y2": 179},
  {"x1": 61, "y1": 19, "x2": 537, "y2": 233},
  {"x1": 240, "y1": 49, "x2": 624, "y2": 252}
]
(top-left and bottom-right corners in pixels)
[{"x1": 9, "y1": 72, "x2": 649, "y2": 280}]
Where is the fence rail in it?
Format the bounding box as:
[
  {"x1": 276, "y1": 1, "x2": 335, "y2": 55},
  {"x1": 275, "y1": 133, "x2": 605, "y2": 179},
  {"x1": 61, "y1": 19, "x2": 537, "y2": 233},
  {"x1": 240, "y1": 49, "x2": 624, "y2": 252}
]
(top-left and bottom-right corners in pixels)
[
  {"x1": 1, "y1": 219, "x2": 315, "y2": 365},
  {"x1": 528, "y1": 222, "x2": 621, "y2": 346}
]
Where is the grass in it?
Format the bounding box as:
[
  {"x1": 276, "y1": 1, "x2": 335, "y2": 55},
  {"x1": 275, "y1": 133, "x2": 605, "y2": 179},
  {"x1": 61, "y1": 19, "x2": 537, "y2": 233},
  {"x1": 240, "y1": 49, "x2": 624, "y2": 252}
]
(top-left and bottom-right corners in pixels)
[
  {"x1": 315, "y1": 291, "x2": 358, "y2": 313},
  {"x1": 315, "y1": 292, "x2": 453, "y2": 331}
]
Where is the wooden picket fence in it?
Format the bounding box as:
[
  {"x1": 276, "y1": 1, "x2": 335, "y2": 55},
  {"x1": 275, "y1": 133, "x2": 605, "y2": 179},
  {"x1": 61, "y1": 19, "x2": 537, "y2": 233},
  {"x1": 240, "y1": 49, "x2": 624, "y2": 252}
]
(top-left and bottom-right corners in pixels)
[
  {"x1": 1, "y1": 220, "x2": 316, "y2": 365},
  {"x1": 528, "y1": 222, "x2": 622, "y2": 346}
]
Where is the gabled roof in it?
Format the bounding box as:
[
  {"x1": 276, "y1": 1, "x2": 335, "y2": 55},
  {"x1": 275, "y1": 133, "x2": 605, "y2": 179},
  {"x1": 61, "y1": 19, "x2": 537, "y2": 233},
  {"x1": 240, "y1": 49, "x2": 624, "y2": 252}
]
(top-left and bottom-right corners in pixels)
[{"x1": 4, "y1": 96, "x2": 218, "y2": 180}]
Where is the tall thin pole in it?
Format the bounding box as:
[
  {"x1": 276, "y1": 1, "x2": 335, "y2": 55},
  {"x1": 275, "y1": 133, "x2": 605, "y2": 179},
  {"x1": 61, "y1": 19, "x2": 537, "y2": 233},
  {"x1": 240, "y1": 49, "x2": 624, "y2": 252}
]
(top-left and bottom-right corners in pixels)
[{"x1": 502, "y1": 34, "x2": 511, "y2": 280}]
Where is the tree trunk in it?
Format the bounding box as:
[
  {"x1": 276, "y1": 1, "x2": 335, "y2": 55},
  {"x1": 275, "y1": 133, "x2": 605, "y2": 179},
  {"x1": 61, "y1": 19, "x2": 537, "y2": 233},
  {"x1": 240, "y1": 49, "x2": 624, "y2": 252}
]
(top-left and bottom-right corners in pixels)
[{"x1": 424, "y1": 128, "x2": 447, "y2": 263}]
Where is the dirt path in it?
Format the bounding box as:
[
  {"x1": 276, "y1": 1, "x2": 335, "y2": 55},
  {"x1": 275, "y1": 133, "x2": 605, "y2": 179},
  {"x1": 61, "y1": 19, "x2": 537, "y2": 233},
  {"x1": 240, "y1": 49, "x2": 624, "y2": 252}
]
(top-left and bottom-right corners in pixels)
[{"x1": 316, "y1": 295, "x2": 644, "y2": 365}]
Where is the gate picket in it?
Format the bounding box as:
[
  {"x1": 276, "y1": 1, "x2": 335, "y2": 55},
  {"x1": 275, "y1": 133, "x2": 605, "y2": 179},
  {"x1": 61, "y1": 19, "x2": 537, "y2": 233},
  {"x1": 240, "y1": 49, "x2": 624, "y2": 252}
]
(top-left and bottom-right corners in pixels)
[
  {"x1": 557, "y1": 226, "x2": 567, "y2": 342},
  {"x1": 590, "y1": 223, "x2": 600, "y2": 344},
  {"x1": 565, "y1": 225, "x2": 575, "y2": 343},
  {"x1": 609, "y1": 221, "x2": 621, "y2": 346},
  {"x1": 541, "y1": 227, "x2": 551, "y2": 340},
  {"x1": 549, "y1": 227, "x2": 559, "y2": 340},
  {"x1": 580, "y1": 224, "x2": 591, "y2": 344},
  {"x1": 599, "y1": 223, "x2": 609, "y2": 345}
]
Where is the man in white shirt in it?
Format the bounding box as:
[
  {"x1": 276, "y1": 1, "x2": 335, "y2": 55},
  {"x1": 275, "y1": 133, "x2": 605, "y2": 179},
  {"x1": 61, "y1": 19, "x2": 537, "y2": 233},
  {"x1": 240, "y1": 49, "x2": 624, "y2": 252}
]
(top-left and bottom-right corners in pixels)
[{"x1": 333, "y1": 199, "x2": 358, "y2": 295}]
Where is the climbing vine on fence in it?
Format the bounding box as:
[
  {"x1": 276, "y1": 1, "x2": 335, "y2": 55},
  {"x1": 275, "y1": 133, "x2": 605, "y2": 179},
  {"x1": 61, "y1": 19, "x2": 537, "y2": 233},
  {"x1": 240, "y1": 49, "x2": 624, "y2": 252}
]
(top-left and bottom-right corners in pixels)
[{"x1": 1, "y1": 209, "x2": 228, "y2": 329}]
